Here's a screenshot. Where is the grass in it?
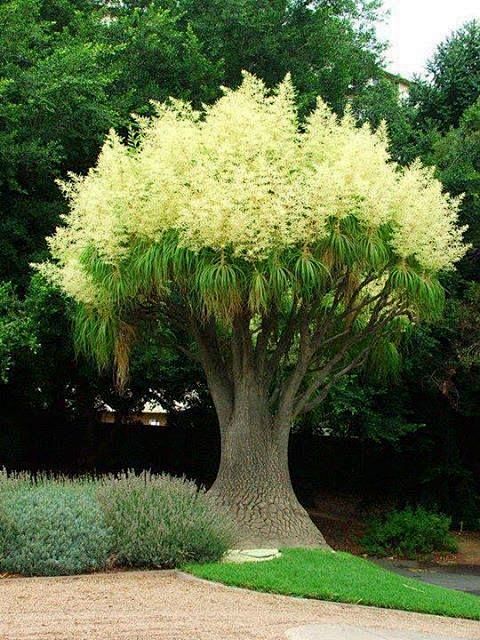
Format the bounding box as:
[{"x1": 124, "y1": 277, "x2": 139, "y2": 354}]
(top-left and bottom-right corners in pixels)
[{"x1": 185, "y1": 548, "x2": 480, "y2": 620}]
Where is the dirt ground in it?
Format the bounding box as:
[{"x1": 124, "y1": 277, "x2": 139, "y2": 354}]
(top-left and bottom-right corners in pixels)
[
  {"x1": 0, "y1": 570, "x2": 479, "y2": 640},
  {"x1": 307, "y1": 490, "x2": 480, "y2": 566},
  {"x1": 451, "y1": 532, "x2": 480, "y2": 566}
]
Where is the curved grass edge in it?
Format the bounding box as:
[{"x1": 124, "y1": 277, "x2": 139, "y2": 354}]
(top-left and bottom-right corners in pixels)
[{"x1": 183, "y1": 548, "x2": 480, "y2": 621}]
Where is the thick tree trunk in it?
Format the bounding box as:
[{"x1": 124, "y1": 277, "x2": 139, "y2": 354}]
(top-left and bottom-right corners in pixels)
[{"x1": 208, "y1": 384, "x2": 328, "y2": 549}]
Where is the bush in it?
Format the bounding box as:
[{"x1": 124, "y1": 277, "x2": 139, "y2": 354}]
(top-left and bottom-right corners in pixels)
[
  {"x1": 0, "y1": 470, "x2": 234, "y2": 575},
  {"x1": 361, "y1": 507, "x2": 458, "y2": 559},
  {"x1": 0, "y1": 476, "x2": 112, "y2": 576},
  {"x1": 97, "y1": 471, "x2": 234, "y2": 568}
]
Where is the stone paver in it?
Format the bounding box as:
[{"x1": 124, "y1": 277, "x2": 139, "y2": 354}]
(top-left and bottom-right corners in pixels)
[{"x1": 223, "y1": 548, "x2": 282, "y2": 563}]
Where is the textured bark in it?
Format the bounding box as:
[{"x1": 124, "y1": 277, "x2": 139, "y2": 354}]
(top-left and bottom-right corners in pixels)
[
  {"x1": 208, "y1": 379, "x2": 328, "y2": 549},
  {"x1": 188, "y1": 269, "x2": 404, "y2": 548}
]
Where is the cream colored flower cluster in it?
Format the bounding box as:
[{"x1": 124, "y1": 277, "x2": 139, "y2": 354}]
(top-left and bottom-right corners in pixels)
[{"x1": 47, "y1": 73, "x2": 465, "y2": 304}]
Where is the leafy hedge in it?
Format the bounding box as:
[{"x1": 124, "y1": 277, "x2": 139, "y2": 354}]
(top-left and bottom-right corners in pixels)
[
  {"x1": 361, "y1": 507, "x2": 458, "y2": 559},
  {"x1": 97, "y1": 472, "x2": 234, "y2": 568},
  {"x1": 0, "y1": 471, "x2": 234, "y2": 576},
  {"x1": 0, "y1": 482, "x2": 110, "y2": 576}
]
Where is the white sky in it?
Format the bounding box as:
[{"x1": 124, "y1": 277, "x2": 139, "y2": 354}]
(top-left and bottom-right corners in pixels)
[{"x1": 377, "y1": 0, "x2": 480, "y2": 79}]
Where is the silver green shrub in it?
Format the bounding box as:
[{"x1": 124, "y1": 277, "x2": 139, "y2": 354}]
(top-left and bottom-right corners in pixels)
[
  {"x1": 96, "y1": 471, "x2": 235, "y2": 568},
  {"x1": 0, "y1": 473, "x2": 112, "y2": 576}
]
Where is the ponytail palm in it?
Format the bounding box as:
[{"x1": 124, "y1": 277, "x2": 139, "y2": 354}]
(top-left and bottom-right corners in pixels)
[{"x1": 45, "y1": 73, "x2": 466, "y2": 547}]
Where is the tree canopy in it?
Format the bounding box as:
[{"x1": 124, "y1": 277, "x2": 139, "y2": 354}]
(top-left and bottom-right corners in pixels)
[
  {"x1": 412, "y1": 20, "x2": 480, "y2": 132},
  {"x1": 47, "y1": 74, "x2": 464, "y2": 398}
]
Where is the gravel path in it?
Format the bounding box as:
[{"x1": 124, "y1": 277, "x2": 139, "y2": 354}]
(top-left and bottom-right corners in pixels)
[{"x1": 0, "y1": 570, "x2": 479, "y2": 640}]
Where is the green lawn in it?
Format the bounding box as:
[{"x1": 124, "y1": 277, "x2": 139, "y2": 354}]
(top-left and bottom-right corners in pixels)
[{"x1": 185, "y1": 548, "x2": 480, "y2": 620}]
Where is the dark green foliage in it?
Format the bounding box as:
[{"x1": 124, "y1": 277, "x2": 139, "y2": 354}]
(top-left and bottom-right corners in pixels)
[
  {"x1": 298, "y1": 372, "x2": 424, "y2": 444},
  {"x1": 0, "y1": 0, "x2": 118, "y2": 285},
  {"x1": 0, "y1": 476, "x2": 111, "y2": 576},
  {"x1": 352, "y1": 77, "x2": 418, "y2": 165},
  {"x1": 430, "y1": 99, "x2": 480, "y2": 253},
  {"x1": 96, "y1": 472, "x2": 234, "y2": 568},
  {"x1": 450, "y1": 282, "x2": 480, "y2": 371},
  {"x1": 171, "y1": 0, "x2": 384, "y2": 114},
  {"x1": 361, "y1": 507, "x2": 458, "y2": 559},
  {"x1": 412, "y1": 20, "x2": 480, "y2": 132},
  {"x1": 102, "y1": 2, "x2": 221, "y2": 113},
  {"x1": 340, "y1": 20, "x2": 480, "y2": 524},
  {"x1": 0, "y1": 282, "x2": 37, "y2": 382}
]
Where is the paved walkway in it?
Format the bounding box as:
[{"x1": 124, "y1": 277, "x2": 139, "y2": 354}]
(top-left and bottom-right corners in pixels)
[
  {"x1": 373, "y1": 560, "x2": 480, "y2": 596},
  {"x1": 0, "y1": 570, "x2": 478, "y2": 640}
]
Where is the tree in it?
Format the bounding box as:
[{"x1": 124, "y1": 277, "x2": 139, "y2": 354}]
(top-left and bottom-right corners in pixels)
[
  {"x1": 0, "y1": 282, "x2": 37, "y2": 383},
  {"x1": 352, "y1": 77, "x2": 418, "y2": 165},
  {"x1": 411, "y1": 20, "x2": 480, "y2": 132},
  {"x1": 0, "y1": 0, "x2": 119, "y2": 286},
  {"x1": 100, "y1": 0, "x2": 222, "y2": 115},
  {"x1": 172, "y1": 0, "x2": 384, "y2": 114},
  {"x1": 44, "y1": 74, "x2": 466, "y2": 546},
  {"x1": 430, "y1": 99, "x2": 480, "y2": 256},
  {"x1": 376, "y1": 26, "x2": 480, "y2": 525},
  {"x1": 0, "y1": 0, "x2": 221, "y2": 287}
]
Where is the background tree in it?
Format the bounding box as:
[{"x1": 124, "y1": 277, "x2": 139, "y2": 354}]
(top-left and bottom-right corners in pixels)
[
  {"x1": 172, "y1": 0, "x2": 384, "y2": 114},
  {"x1": 341, "y1": 22, "x2": 480, "y2": 525},
  {"x1": 46, "y1": 75, "x2": 465, "y2": 546},
  {"x1": 429, "y1": 99, "x2": 480, "y2": 257},
  {"x1": 352, "y1": 77, "x2": 417, "y2": 165},
  {"x1": 0, "y1": 0, "x2": 222, "y2": 454},
  {"x1": 411, "y1": 20, "x2": 480, "y2": 133},
  {"x1": 0, "y1": 0, "x2": 118, "y2": 285},
  {"x1": 0, "y1": 282, "x2": 37, "y2": 383}
]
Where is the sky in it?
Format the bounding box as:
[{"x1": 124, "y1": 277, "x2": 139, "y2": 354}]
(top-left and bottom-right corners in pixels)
[{"x1": 377, "y1": 0, "x2": 480, "y2": 79}]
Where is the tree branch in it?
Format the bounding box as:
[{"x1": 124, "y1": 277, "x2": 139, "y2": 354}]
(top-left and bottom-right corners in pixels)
[{"x1": 191, "y1": 317, "x2": 234, "y2": 429}]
